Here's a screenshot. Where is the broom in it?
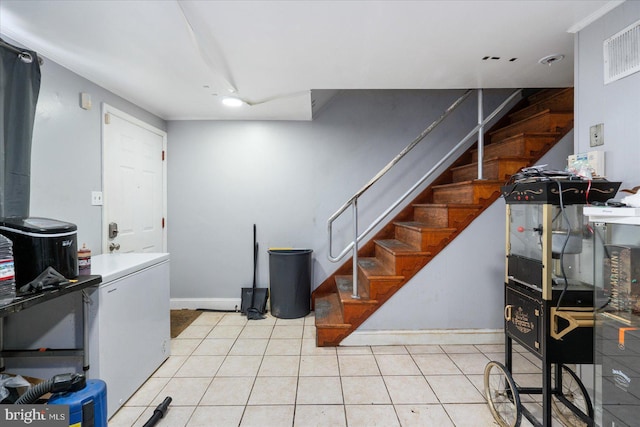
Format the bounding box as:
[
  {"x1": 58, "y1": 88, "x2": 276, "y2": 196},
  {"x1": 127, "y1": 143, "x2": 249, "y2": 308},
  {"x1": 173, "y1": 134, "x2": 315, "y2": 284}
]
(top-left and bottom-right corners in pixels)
[{"x1": 242, "y1": 224, "x2": 267, "y2": 320}]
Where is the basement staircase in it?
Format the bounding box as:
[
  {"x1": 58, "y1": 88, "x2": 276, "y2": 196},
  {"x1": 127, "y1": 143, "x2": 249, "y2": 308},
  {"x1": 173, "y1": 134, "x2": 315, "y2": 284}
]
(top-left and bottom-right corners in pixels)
[{"x1": 312, "y1": 87, "x2": 574, "y2": 347}]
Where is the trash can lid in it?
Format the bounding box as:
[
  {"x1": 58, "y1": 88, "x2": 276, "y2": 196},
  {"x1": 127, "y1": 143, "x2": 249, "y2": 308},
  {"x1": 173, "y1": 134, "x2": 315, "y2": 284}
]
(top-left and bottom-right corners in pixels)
[{"x1": 268, "y1": 248, "x2": 313, "y2": 255}]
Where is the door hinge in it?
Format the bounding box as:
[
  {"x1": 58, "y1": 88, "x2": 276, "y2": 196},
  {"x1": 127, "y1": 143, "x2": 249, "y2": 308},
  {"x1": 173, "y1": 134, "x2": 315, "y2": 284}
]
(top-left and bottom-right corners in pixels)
[
  {"x1": 534, "y1": 309, "x2": 540, "y2": 317},
  {"x1": 535, "y1": 341, "x2": 540, "y2": 349},
  {"x1": 104, "y1": 113, "x2": 111, "y2": 124},
  {"x1": 162, "y1": 150, "x2": 165, "y2": 161},
  {"x1": 162, "y1": 217, "x2": 165, "y2": 229}
]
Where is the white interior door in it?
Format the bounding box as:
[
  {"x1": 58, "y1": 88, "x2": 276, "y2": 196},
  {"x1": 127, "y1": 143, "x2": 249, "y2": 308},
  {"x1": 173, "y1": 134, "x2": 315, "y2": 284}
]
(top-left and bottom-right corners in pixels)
[{"x1": 102, "y1": 105, "x2": 166, "y2": 253}]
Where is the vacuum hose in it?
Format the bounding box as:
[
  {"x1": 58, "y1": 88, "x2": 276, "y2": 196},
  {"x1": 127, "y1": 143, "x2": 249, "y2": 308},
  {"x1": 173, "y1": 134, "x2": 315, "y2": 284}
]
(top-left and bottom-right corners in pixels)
[
  {"x1": 142, "y1": 396, "x2": 172, "y2": 427},
  {"x1": 15, "y1": 373, "x2": 86, "y2": 404}
]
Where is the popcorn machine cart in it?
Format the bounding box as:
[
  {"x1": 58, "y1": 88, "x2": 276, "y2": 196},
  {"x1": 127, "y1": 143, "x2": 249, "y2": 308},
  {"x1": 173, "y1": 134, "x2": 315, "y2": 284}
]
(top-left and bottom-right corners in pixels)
[{"x1": 484, "y1": 180, "x2": 620, "y2": 427}]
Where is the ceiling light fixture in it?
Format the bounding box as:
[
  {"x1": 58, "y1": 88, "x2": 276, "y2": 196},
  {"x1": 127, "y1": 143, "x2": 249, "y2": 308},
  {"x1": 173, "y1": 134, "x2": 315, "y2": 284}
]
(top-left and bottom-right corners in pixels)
[
  {"x1": 222, "y1": 97, "x2": 245, "y2": 107},
  {"x1": 539, "y1": 54, "x2": 565, "y2": 66}
]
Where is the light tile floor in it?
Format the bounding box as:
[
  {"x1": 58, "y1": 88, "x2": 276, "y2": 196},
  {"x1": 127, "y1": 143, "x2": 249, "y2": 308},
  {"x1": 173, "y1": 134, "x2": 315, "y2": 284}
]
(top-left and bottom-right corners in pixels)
[{"x1": 107, "y1": 311, "x2": 558, "y2": 426}]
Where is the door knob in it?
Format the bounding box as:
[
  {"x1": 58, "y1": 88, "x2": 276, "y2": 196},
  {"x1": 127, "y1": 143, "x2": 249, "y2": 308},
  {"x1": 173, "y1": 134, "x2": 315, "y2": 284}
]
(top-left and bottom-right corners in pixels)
[{"x1": 109, "y1": 243, "x2": 121, "y2": 252}]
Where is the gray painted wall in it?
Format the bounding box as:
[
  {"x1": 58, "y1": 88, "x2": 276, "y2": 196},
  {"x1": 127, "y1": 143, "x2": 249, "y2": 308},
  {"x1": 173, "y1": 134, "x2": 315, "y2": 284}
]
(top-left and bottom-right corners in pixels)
[
  {"x1": 574, "y1": 1, "x2": 640, "y2": 188},
  {"x1": 167, "y1": 89, "x2": 515, "y2": 322},
  {"x1": 10, "y1": 32, "x2": 521, "y2": 334},
  {"x1": 359, "y1": 133, "x2": 573, "y2": 331},
  {"x1": 11, "y1": 27, "x2": 596, "y2": 335},
  {"x1": 26, "y1": 46, "x2": 166, "y2": 252}
]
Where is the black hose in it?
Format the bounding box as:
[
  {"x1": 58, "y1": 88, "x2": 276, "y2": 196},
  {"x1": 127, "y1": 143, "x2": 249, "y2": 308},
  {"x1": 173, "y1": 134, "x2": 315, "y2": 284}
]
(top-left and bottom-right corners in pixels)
[
  {"x1": 15, "y1": 378, "x2": 55, "y2": 404},
  {"x1": 142, "y1": 396, "x2": 172, "y2": 427},
  {"x1": 15, "y1": 373, "x2": 86, "y2": 405}
]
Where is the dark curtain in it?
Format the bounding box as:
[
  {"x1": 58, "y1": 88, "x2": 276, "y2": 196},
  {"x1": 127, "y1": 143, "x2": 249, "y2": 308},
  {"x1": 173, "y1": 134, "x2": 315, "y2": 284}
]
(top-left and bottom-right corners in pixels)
[{"x1": 0, "y1": 38, "x2": 41, "y2": 218}]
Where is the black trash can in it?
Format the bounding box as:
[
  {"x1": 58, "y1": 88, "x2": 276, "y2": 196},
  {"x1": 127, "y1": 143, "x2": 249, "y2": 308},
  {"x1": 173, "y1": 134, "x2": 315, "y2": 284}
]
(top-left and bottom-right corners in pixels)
[{"x1": 268, "y1": 249, "x2": 312, "y2": 319}]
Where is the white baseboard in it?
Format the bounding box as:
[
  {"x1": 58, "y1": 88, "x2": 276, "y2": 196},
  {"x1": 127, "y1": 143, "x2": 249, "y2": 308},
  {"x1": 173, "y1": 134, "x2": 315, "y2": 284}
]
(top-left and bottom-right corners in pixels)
[
  {"x1": 340, "y1": 328, "x2": 504, "y2": 346},
  {"x1": 170, "y1": 298, "x2": 241, "y2": 312}
]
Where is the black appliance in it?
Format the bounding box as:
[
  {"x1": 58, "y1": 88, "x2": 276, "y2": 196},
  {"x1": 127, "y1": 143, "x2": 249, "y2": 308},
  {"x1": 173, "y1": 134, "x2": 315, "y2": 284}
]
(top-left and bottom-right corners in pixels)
[{"x1": 0, "y1": 217, "x2": 78, "y2": 286}]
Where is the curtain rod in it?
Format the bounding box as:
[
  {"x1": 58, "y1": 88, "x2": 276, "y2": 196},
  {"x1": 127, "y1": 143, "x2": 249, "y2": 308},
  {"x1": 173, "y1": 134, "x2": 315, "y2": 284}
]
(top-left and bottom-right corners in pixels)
[{"x1": 0, "y1": 38, "x2": 43, "y2": 66}]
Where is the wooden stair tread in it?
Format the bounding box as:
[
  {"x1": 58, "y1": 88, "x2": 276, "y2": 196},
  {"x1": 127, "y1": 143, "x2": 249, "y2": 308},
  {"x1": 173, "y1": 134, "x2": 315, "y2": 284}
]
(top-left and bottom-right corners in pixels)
[
  {"x1": 433, "y1": 179, "x2": 503, "y2": 190},
  {"x1": 412, "y1": 203, "x2": 482, "y2": 209},
  {"x1": 394, "y1": 221, "x2": 457, "y2": 233},
  {"x1": 514, "y1": 88, "x2": 573, "y2": 107},
  {"x1": 412, "y1": 203, "x2": 484, "y2": 226},
  {"x1": 358, "y1": 257, "x2": 403, "y2": 279},
  {"x1": 526, "y1": 88, "x2": 567, "y2": 104},
  {"x1": 336, "y1": 275, "x2": 373, "y2": 301},
  {"x1": 450, "y1": 156, "x2": 533, "y2": 171},
  {"x1": 471, "y1": 132, "x2": 561, "y2": 154},
  {"x1": 432, "y1": 179, "x2": 504, "y2": 205},
  {"x1": 375, "y1": 239, "x2": 430, "y2": 256},
  {"x1": 509, "y1": 88, "x2": 573, "y2": 121},
  {"x1": 489, "y1": 109, "x2": 571, "y2": 139},
  {"x1": 469, "y1": 132, "x2": 562, "y2": 165},
  {"x1": 497, "y1": 131, "x2": 561, "y2": 141},
  {"x1": 493, "y1": 108, "x2": 553, "y2": 130},
  {"x1": 450, "y1": 157, "x2": 532, "y2": 182},
  {"x1": 528, "y1": 87, "x2": 572, "y2": 101},
  {"x1": 314, "y1": 293, "x2": 350, "y2": 328}
]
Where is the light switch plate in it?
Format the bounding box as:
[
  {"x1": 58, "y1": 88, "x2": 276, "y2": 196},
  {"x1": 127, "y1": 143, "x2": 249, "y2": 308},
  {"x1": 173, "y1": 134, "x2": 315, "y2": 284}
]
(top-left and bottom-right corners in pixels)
[
  {"x1": 590, "y1": 123, "x2": 604, "y2": 147},
  {"x1": 80, "y1": 92, "x2": 92, "y2": 110}
]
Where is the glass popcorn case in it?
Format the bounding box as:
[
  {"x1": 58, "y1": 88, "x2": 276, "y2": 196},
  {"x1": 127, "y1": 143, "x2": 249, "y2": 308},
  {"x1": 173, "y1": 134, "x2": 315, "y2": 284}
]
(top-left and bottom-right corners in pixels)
[{"x1": 585, "y1": 206, "x2": 640, "y2": 427}]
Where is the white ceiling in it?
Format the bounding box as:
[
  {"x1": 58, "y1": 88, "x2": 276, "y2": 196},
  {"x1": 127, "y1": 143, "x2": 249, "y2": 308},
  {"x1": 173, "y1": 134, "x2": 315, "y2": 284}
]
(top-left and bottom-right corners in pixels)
[{"x1": 0, "y1": 0, "x2": 623, "y2": 121}]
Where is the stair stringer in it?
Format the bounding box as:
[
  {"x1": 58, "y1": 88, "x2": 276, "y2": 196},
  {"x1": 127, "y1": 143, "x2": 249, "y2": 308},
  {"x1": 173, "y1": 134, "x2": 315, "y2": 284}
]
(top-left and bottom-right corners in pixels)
[{"x1": 340, "y1": 130, "x2": 574, "y2": 346}]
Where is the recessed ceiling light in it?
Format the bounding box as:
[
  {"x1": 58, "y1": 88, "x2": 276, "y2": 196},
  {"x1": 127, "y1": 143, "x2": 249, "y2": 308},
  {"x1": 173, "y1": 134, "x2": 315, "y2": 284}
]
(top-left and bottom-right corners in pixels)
[
  {"x1": 539, "y1": 54, "x2": 565, "y2": 66},
  {"x1": 222, "y1": 97, "x2": 245, "y2": 107}
]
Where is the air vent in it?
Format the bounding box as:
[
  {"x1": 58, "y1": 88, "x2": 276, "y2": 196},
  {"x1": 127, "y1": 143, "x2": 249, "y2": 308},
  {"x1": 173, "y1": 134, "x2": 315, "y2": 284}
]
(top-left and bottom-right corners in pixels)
[{"x1": 604, "y1": 19, "x2": 640, "y2": 84}]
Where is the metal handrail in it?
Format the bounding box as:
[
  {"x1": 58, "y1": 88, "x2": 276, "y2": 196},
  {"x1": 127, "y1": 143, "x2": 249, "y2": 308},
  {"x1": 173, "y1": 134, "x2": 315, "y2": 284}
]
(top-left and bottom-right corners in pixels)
[
  {"x1": 327, "y1": 90, "x2": 473, "y2": 261},
  {"x1": 328, "y1": 90, "x2": 474, "y2": 225},
  {"x1": 327, "y1": 88, "x2": 523, "y2": 298}
]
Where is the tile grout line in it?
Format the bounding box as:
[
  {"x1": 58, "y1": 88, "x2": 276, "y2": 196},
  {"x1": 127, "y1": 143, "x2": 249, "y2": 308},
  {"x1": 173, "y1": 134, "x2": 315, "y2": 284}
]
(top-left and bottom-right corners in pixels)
[
  {"x1": 175, "y1": 315, "x2": 222, "y2": 426},
  {"x1": 237, "y1": 315, "x2": 275, "y2": 426},
  {"x1": 118, "y1": 313, "x2": 525, "y2": 426},
  {"x1": 407, "y1": 344, "x2": 457, "y2": 427}
]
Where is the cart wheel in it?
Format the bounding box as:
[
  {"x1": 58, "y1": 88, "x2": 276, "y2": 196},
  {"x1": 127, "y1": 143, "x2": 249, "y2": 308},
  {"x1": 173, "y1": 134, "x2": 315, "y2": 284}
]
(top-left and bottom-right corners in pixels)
[
  {"x1": 551, "y1": 364, "x2": 594, "y2": 427},
  {"x1": 484, "y1": 361, "x2": 522, "y2": 427}
]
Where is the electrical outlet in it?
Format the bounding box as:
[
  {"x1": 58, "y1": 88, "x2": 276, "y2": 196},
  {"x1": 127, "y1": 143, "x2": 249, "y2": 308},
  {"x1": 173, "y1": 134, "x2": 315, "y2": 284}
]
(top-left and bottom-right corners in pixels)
[
  {"x1": 91, "y1": 191, "x2": 103, "y2": 206},
  {"x1": 590, "y1": 123, "x2": 604, "y2": 147}
]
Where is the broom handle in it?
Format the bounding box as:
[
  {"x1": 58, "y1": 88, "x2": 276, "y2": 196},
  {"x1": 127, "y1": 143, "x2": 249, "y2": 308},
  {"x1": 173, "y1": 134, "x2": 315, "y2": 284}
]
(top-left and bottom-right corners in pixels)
[{"x1": 253, "y1": 224, "x2": 257, "y2": 290}]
